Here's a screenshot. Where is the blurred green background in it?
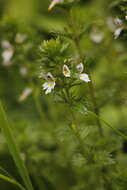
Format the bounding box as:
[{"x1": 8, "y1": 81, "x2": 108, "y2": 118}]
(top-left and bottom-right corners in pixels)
[{"x1": 1, "y1": 0, "x2": 127, "y2": 190}]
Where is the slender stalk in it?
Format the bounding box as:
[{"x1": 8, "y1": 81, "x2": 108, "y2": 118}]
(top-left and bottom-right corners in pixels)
[
  {"x1": 65, "y1": 88, "x2": 86, "y2": 158},
  {"x1": 67, "y1": 9, "x2": 113, "y2": 189},
  {"x1": 68, "y1": 10, "x2": 104, "y2": 137},
  {"x1": 89, "y1": 111, "x2": 127, "y2": 141},
  {"x1": 0, "y1": 101, "x2": 34, "y2": 190},
  {"x1": 70, "y1": 108, "x2": 86, "y2": 156},
  {"x1": 87, "y1": 71, "x2": 104, "y2": 137},
  {"x1": 0, "y1": 174, "x2": 26, "y2": 190}
]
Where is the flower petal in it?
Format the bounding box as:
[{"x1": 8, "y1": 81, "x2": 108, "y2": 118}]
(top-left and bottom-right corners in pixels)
[
  {"x1": 47, "y1": 72, "x2": 55, "y2": 81},
  {"x1": 76, "y1": 63, "x2": 84, "y2": 73},
  {"x1": 114, "y1": 27, "x2": 123, "y2": 39},
  {"x1": 43, "y1": 80, "x2": 56, "y2": 95},
  {"x1": 63, "y1": 64, "x2": 71, "y2": 77},
  {"x1": 45, "y1": 87, "x2": 52, "y2": 94},
  {"x1": 1, "y1": 40, "x2": 12, "y2": 49},
  {"x1": 79, "y1": 73, "x2": 91, "y2": 83},
  {"x1": 18, "y1": 88, "x2": 32, "y2": 102},
  {"x1": 48, "y1": 0, "x2": 63, "y2": 11},
  {"x1": 2, "y1": 49, "x2": 13, "y2": 63},
  {"x1": 43, "y1": 82, "x2": 49, "y2": 90}
]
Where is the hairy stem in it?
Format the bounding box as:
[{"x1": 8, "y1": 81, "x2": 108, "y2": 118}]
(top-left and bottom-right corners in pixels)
[
  {"x1": 68, "y1": 10, "x2": 104, "y2": 137},
  {"x1": 65, "y1": 88, "x2": 86, "y2": 157},
  {"x1": 87, "y1": 71, "x2": 104, "y2": 137}
]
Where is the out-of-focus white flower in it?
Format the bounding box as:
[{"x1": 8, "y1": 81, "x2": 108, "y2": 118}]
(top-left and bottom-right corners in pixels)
[
  {"x1": 76, "y1": 63, "x2": 90, "y2": 83},
  {"x1": 1, "y1": 40, "x2": 14, "y2": 66},
  {"x1": 2, "y1": 49, "x2": 14, "y2": 66},
  {"x1": 1, "y1": 40, "x2": 12, "y2": 49},
  {"x1": 125, "y1": 15, "x2": 127, "y2": 20},
  {"x1": 48, "y1": 0, "x2": 64, "y2": 11},
  {"x1": 43, "y1": 72, "x2": 56, "y2": 94},
  {"x1": 79, "y1": 73, "x2": 91, "y2": 82},
  {"x1": 76, "y1": 63, "x2": 84, "y2": 73},
  {"x1": 90, "y1": 28, "x2": 104, "y2": 44},
  {"x1": 63, "y1": 64, "x2": 71, "y2": 77},
  {"x1": 114, "y1": 17, "x2": 123, "y2": 26},
  {"x1": 18, "y1": 87, "x2": 33, "y2": 102},
  {"x1": 114, "y1": 27, "x2": 123, "y2": 39},
  {"x1": 15, "y1": 33, "x2": 27, "y2": 44},
  {"x1": 19, "y1": 66, "x2": 28, "y2": 77}
]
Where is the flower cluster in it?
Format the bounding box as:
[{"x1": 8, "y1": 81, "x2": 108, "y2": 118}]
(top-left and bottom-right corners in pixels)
[{"x1": 42, "y1": 62, "x2": 90, "y2": 94}]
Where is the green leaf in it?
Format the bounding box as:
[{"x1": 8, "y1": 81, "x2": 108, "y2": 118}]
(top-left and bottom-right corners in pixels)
[
  {"x1": 0, "y1": 173, "x2": 26, "y2": 190},
  {"x1": 0, "y1": 166, "x2": 13, "y2": 178},
  {"x1": 0, "y1": 101, "x2": 34, "y2": 190}
]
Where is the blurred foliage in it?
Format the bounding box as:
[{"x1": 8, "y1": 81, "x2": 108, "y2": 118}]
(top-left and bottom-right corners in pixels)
[{"x1": 0, "y1": 0, "x2": 127, "y2": 190}]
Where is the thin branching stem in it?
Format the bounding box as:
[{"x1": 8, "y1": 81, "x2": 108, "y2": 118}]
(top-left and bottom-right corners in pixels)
[
  {"x1": 89, "y1": 111, "x2": 127, "y2": 141},
  {"x1": 66, "y1": 88, "x2": 86, "y2": 158},
  {"x1": 87, "y1": 71, "x2": 104, "y2": 137}
]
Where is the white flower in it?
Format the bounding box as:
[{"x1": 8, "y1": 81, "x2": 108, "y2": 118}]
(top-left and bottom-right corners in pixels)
[
  {"x1": 43, "y1": 72, "x2": 56, "y2": 94},
  {"x1": 1, "y1": 40, "x2": 12, "y2": 49},
  {"x1": 63, "y1": 64, "x2": 71, "y2": 77},
  {"x1": 114, "y1": 17, "x2": 123, "y2": 26},
  {"x1": 1, "y1": 40, "x2": 14, "y2": 66},
  {"x1": 2, "y1": 49, "x2": 14, "y2": 66},
  {"x1": 125, "y1": 15, "x2": 127, "y2": 20},
  {"x1": 79, "y1": 73, "x2": 91, "y2": 83},
  {"x1": 48, "y1": 0, "x2": 64, "y2": 11},
  {"x1": 114, "y1": 27, "x2": 123, "y2": 39},
  {"x1": 43, "y1": 82, "x2": 55, "y2": 94},
  {"x1": 18, "y1": 87, "x2": 33, "y2": 102},
  {"x1": 90, "y1": 29, "x2": 104, "y2": 44},
  {"x1": 76, "y1": 63, "x2": 90, "y2": 83},
  {"x1": 76, "y1": 63, "x2": 84, "y2": 73}
]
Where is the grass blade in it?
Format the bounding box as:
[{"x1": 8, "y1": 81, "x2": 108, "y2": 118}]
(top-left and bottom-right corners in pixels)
[
  {"x1": 0, "y1": 101, "x2": 34, "y2": 190},
  {"x1": 0, "y1": 173, "x2": 26, "y2": 190},
  {"x1": 0, "y1": 166, "x2": 13, "y2": 178}
]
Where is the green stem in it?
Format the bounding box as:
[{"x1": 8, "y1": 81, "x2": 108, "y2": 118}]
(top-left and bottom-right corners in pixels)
[
  {"x1": 87, "y1": 71, "x2": 104, "y2": 137},
  {"x1": 0, "y1": 174, "x2": 26, "y2": 190},
  {"x1": 89, "y1": 111, "x2": 127, "y2": 141},
  {"x1": 70, "y1": 107, "x2": 86, "y2": 157},
  {"x1": 67, "y1": 9, "x2": 113, "y2": 189},
  {"x1": 68, "y1": 10, "x2": 104, "y2": 137},
  {"x1": 69, "y1": 9, "x2": 82, "y2": 59},
  {"x1": 65, "y1": 88, "x2": 86, "y2": 157}
]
